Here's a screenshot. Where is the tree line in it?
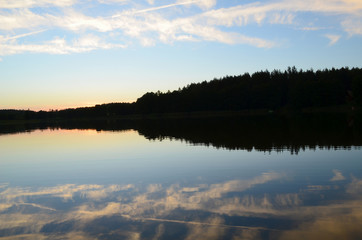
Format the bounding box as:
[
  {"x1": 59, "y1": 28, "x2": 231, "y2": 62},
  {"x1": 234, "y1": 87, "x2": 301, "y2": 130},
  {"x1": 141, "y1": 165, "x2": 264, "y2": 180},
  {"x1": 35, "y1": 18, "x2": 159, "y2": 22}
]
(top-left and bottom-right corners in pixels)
[
  {"x1": 1, "y1": 67, "x2": 362, "y2": 121},
  {"x1": 1, "y1": 114, "x2": 361, "y2": 154}
]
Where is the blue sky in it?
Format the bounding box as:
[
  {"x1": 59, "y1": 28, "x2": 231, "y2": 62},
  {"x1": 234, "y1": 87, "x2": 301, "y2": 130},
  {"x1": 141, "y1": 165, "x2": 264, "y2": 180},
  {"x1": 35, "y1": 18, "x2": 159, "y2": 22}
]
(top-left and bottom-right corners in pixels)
[{"x1": 0, "y1": 0, "x2": 361, "y2": 110}]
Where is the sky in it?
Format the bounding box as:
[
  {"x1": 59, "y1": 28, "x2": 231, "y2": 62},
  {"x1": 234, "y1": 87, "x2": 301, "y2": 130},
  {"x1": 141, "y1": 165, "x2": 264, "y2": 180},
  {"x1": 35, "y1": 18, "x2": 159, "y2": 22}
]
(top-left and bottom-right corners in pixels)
[{"x1": 0, "y1": 0, "x2": 361, "y2": 111}]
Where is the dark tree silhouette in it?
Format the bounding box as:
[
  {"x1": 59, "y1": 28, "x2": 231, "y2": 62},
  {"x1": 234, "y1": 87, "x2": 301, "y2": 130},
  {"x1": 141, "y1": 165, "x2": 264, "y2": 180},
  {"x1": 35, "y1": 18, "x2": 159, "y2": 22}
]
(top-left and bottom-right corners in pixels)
[{"x1": 1, "y1": 67, "x2": 362, "y2": 121}]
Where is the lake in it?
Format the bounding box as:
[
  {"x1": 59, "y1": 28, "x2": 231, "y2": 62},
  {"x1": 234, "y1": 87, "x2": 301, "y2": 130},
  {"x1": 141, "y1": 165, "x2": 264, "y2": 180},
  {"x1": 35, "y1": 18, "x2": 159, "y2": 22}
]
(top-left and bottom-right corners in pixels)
[{"x1": 1, "y1": 114, "x2": 362, "y2": 239}]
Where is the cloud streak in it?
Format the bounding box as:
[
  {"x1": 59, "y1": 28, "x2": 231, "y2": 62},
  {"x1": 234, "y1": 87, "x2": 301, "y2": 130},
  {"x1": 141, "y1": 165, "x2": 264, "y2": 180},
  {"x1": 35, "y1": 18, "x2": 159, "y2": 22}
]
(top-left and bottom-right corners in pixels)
[
  {"x1": 0, "y1": 35, "x2": 126, "y2": 56},
  {"x1": 0, "y1": 0, "x2": 76, "y2": 9},
  {"x1": 0, "y1": 0, "x2": 361, "y2": 57},
  {"x1": 132, "y1": 1, "x2": 202, "y2": 14}
]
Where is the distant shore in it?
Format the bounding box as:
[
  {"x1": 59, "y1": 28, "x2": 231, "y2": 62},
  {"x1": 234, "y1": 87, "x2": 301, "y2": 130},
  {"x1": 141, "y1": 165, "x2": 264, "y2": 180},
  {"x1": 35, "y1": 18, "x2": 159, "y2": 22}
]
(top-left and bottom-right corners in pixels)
[
  {"x1": 1, "y1": 67, "x2": 362, "y2": 124},
  {"x1": 1, "y1": 104, "x2": 360, "y2": 127}
]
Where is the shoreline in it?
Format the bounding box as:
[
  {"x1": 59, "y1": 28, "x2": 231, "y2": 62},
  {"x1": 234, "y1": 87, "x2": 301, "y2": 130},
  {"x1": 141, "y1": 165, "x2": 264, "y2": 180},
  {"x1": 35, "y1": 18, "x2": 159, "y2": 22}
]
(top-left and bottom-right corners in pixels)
[{"x1": 1, "y1": 105, "x2": 360, "y2": 126}]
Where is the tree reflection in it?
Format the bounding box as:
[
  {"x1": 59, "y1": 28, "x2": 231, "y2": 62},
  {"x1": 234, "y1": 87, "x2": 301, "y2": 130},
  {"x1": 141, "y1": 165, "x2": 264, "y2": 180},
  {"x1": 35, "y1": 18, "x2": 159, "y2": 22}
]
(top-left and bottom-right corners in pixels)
[{"x1": 2, "y1": 113, "x2": 360, "y2": 154}]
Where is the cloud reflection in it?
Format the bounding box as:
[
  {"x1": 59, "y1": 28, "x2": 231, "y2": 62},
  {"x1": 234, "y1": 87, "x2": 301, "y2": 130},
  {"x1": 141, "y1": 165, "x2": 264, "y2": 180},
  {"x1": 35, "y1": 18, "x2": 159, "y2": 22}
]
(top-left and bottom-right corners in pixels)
[
  {"x1": 330, "y1": 169, "x2": 346, "y2": 181},
  {"x1": 346, "y1": 176, "x2": 362, "y2": 194},
  {"x1": 279, "y1": 203, "x2": 362, "y2": 240},
  {"x1": 0, "y1": 173, "x2": 362, "y2": 239},
  {"x1": 0, "y1": 184, "x2": 133, "y2": 202}
]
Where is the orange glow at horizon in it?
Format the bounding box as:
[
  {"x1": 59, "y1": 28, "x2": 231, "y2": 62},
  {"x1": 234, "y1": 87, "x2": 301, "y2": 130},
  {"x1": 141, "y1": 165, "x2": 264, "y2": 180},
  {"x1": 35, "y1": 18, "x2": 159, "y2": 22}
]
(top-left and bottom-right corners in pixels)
[
  {"x1": 0, "y1": 87, "x2": 140, "y2": 111},
  {"x1": 1, "y1": 129, "x2": 143, "y2": 161},
  {"x1": 1, "y1": 99, "x2": 137, "y2": 112}
]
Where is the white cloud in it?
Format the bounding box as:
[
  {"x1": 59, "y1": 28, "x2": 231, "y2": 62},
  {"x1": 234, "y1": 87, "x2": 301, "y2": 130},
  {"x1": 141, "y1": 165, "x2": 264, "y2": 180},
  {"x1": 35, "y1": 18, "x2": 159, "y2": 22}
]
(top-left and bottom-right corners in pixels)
[
  {"x1": 269, "y1": 12, "x2": 295, "y2": 24},
  {"x1": 177, "y1": 0, "x2": 216, "y2": 10},
  {"x1": 0, "y1": 0, "x2": 76, "y2": 9},
  {"x1": 110, "y1": 9, "x2": 275, "y2": 47},
  {"x1": 98, "y1": 0, "x2": 128, "y2": 4},
  {"x1": 0, "y1": 0, "x2": 362, "y2": 57},
  {"x1": 175, "y1": 19, "x2": 274, "y2": 47},
  {"x1": 133, "y1": 1, "x2": 197, "y2": 14},
  {"x1": 48, "y1": 10, "x2": 114, "y2": 32},
  {"x1": 200, "y1": 0, "x2": 362, "y2": 27},
  {"x1": 139, "y1": 37, "x2": 156, "y2": 46},
  {"x1": 0, "y1": 0, "x2": 279, "y2": 52},
  {"x1": 278, "y1": 0, "x2": 362, "y2": 14},
  {"x1": 73, "y1": 34, "x2": 102, "y2": 48},
  {"x1": 325, "y1": 34, "x2": 341, "y2": 46},
  {"x1": 147, "y1": 0, "x2": 155, "y2": 5},
  {"x1": 0, "y1": 9, "x2": 46, "y2": 30},
  {"x1": 0, "y1": 33, "x2": 126, "y2": 56},
  {"x1": 342, "y1": 18, "x2": 362, "y2": 35},
  {"x1": 131, "y1": 0, "x2": 216, "y2": 14}
]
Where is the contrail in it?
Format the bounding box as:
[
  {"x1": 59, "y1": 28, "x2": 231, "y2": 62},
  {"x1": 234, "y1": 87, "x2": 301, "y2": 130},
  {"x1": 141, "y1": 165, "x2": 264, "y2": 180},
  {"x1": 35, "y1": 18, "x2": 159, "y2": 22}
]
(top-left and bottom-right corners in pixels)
[
  {"x1": 130, "y1": 216, "x2": 280, "y2": 232},
  {"x1": 3, "y1": 29, "x2": 47, "y2": 41},
  {"x1": 17, "y1": 203, "x2": 56, "y2": 212},
  {"x1": 112, "y1": 0, "x2": 200, "y2": 18},
  {"x1": 135, "y1": 0, "x2": 198, "y2": 14}
]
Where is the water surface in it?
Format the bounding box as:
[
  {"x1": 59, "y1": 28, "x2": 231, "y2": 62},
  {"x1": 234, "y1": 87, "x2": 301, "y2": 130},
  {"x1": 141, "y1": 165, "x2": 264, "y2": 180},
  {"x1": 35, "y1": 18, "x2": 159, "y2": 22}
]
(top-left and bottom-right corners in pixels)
[{"x1": 1, "y1": 116, "x2": 362, "y2": 239}]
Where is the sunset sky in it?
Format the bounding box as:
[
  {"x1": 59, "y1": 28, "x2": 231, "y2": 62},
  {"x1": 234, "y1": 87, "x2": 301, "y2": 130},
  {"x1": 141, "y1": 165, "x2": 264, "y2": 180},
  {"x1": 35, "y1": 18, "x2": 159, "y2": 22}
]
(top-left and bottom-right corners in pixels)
[{"x1": 1, "y1": 0, "x2": 361, "y2": 110}]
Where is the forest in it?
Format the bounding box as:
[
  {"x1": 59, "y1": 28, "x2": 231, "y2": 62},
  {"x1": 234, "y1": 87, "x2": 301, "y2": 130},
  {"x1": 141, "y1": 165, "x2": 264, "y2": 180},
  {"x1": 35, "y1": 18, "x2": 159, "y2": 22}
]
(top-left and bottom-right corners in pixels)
[{"x1": 1, "y1": 66, "x2": 362, "y2": 121}]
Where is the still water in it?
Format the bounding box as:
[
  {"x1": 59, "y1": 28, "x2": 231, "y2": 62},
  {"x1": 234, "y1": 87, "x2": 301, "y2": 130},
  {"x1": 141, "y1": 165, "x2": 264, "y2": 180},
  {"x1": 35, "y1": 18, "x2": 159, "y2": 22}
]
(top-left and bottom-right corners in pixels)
[{"x1": 1, "y1": 117, "x2": 362, "y2": 239}]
